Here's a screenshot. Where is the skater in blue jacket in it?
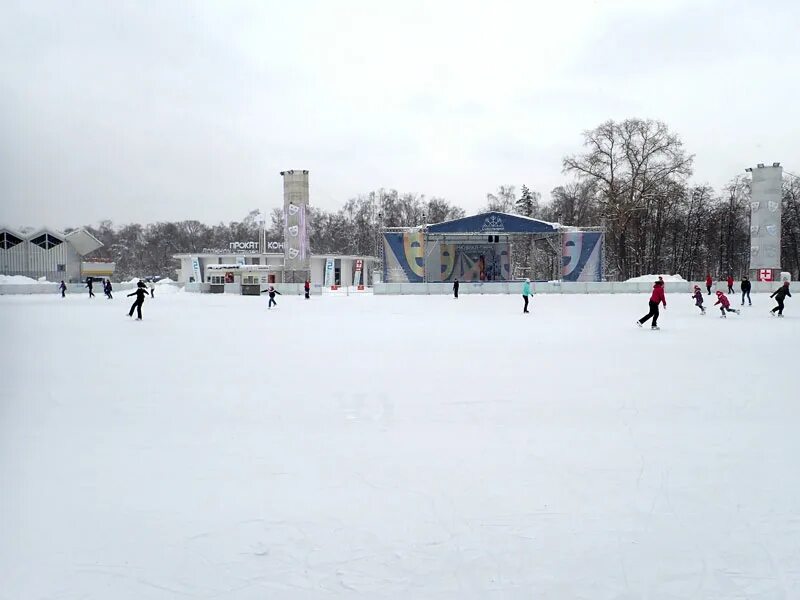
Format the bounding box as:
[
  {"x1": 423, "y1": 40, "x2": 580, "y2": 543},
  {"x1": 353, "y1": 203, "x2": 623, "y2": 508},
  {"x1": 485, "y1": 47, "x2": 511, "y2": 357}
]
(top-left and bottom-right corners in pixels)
[{"x1": 522, "y1": 278, "x2": 532, "y2": 313}]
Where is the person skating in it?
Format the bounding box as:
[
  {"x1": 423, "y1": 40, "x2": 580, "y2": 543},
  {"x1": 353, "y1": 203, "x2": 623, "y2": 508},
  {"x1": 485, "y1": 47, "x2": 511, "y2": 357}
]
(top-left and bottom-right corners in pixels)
[
  {"x1": 261, "y1": 285, "x2": 281, "y2": 309},
  {"x1": 705, "y1": 274, "x2": 713, "y2": 295},
  {"x1": 86, "y1": 278, "x2": 95, "y2": 298},
  {"x1": 59, "y1": 280, "x2": 66, "y2": 298},
  {"x1": 714, "y1": 290, "x2": 740, "y2": 318},
  {"x1": 637, "y1": 279, "x2": 666, "y2": 330},
  {"x1": 453, "y1": 278, "x2": 459, "y2": 299},
  {"x1": 741, "y1": 276, "x2": 751, "y2": 306},
  {"x1": 149, "y1": 282, "x2": 155, "y2": 298},
  {"x1": 103, "y1": 279, "x2": 113, "y2": 299},
  {"x1": 126, "y1": 286, "x2": 148, "y2": 320},
  {"x1": 304, "y1": 279, "x2": 311, "y2": 299},
  {"x1": 691, "y1": 285, "x2": 706, "y2": 315},
  {"x1": 727, "y1": 274, "x2": 735, "y2": 294},
  {"x1": 522, "y1": 278, "x2": 532, "y2": 313},
  {"x1": 770, "y1": 281, "x2": 791, "y2": 317}
]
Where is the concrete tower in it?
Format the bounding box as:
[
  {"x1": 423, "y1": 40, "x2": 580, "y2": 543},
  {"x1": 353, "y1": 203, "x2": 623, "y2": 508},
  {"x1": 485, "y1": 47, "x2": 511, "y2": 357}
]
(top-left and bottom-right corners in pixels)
[
  {"x1": 748, "y1": 163, "x2": 782, "y2": 282},
  {"x1": 280, "y1": 170, "x2": 310, "y2": 282}
]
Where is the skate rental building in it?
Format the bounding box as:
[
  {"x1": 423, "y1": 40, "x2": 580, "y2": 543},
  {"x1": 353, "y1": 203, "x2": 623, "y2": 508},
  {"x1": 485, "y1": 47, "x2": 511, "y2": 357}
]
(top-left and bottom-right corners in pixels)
[{"x1": 174, "y1": 170, "x2": 377, "y2": 293}]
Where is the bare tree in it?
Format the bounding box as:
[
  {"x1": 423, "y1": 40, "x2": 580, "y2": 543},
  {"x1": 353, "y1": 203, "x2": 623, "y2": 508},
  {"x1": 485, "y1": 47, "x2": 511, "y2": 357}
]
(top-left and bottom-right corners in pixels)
[{"x1": 563, "y1": 119, "x2": 694, "y2": 279}]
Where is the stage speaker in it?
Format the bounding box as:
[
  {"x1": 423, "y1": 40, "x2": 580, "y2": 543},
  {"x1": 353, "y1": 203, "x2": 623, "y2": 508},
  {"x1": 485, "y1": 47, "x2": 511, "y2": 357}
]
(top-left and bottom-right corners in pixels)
[
  {"x1": 494, "y1": 235, "x2": 500, "y2": 243},
  {"x1": 488, "y1": 236, "x2": 493, "y2": 243}
]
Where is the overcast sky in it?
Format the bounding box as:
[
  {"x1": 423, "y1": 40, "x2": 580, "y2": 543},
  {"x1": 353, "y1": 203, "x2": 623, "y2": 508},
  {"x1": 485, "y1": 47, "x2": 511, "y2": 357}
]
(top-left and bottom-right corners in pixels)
[{"x1": 2, "y1": 0, "x2": 799, "y2": 228}]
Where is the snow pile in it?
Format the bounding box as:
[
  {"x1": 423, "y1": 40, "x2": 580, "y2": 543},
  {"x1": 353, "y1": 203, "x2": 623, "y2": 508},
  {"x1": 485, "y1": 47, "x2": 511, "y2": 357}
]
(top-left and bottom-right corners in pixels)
[
  {"x1": 0, "y1": 274, "x2": 54, "y2": 285},
  {"x1": 625, "y1": 273, "x2": 687, "y2": 283}
]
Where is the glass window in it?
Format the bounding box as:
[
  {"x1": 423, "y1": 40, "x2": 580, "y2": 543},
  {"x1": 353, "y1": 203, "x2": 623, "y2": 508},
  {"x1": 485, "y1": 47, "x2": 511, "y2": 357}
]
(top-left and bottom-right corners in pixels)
[
  {"x1": 57, "y1": 264, "x2": 66, "y2": 271},
  {"x1": 0, "y1": 232, "x2": 23, "y2": 249},
  {"x1": 30, "y1": 233, "x2": 63, "y2": 249}
]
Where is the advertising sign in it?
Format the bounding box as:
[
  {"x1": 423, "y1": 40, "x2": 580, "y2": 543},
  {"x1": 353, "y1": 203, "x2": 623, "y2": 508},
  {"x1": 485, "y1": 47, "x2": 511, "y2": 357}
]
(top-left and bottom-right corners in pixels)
[{"x1": 324, "y1": 257, "x2": 335, "y2": 287}]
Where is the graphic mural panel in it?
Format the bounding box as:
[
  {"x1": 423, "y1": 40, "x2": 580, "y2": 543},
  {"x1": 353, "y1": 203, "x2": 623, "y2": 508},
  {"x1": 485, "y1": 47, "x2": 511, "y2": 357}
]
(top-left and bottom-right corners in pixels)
[
  {"x1": 562, "y1": 232, "x2": 603, "y2": 281},
  {"x1": 383, "y1": 232, "x2": 425, "y2": 283}
]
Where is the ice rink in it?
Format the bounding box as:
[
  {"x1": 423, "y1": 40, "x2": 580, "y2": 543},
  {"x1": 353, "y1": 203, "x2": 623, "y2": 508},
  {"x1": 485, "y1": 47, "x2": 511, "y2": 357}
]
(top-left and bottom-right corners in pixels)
[{"x1": 2, "y1": 289, "x2": 799, "y2": 599}]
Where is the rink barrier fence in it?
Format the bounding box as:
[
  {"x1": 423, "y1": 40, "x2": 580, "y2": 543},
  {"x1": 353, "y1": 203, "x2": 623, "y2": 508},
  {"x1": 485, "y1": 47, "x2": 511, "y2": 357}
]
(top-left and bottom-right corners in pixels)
[
  {"x1": 0, "y1": 282, "x2": 183, "y2": 295},
  {"x1": 373, "y1": 281, "x2": 787, "y2": 295}
]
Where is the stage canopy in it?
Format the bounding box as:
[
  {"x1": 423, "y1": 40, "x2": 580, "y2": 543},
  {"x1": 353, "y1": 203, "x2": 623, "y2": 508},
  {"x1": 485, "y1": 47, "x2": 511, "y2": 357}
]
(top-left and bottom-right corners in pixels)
[{"x1": 426, "y1": 211, "x2": 560, "y2": 235}]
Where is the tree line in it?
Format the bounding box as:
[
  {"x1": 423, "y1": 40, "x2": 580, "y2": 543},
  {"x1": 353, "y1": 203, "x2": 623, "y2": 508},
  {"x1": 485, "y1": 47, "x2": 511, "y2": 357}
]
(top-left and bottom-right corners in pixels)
[{"x1": 63, "y1": 118, "x2": 800, "y2": 282}]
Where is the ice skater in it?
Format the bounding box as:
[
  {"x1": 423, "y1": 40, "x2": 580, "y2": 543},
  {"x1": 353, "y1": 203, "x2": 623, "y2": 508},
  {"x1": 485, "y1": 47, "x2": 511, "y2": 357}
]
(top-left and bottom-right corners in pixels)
[
  {"x1": 59, "y1": 280, "x2": 66, "y2": 298},
  {"x1": 741, "y1": 276, "x2": 751, "y2": 306},
  {"x1": 705, "y1": 274, "x2": 713, "y2": 295},
  {"x1": 714, "y1": 290, "x2": 740, "y2": 318},
  {"x1": 149, "y1": 282, "x2": 155, "y2": 298},
  {"x1": 453, "y1": 278, "x2": 459, "y2": 299},
  {"x1": 127, "y1": 285, "x2": 148, "y2": 320},
  {"x1": 727, "y1": 274, "x2": 735, "y2": 294},
  {"x1": 103, "y1": 279, "x2": 113, "y2": 299},
  {"x1": 691, "y1": 285, "x2": 706, "y2": 314},
  {"x1": 304, "y1": 279, "x2": 310, "y2": 299},
  {"x1": 262, "y1": 285, "x2": 281, "y2": 309},
  {"x1": 86, "y1": 278, "x2": 95, "y2": 298},
  {"x1": 770, "y1": 281, "x2": 791, "y2": 317},
  {"x1": 637, "y1": 279, "x2": 666, "y2": 330},
  {"x1": 522, "y1": 278, "x2": 532, "y2": 313}
]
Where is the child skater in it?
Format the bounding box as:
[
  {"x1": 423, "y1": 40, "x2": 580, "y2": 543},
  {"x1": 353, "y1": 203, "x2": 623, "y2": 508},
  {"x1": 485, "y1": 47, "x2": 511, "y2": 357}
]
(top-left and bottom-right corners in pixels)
[
  {"x1": 261, "y1": 285, "x2": 281, "y2": 309},
  {"x1": 714, "y1": 290, "x2": 740, "y2": 318},
  {"x1": 691, "y1": 285, "x2": 706, "y2": 315}
]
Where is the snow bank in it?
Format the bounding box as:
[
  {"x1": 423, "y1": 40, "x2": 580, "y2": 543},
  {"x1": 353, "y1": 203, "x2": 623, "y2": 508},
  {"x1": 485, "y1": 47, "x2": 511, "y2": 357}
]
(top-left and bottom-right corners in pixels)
[
  {"x1": 625, "y1": 273, "x2": 687, "y2": 283},
  {"x1": 0, "y1": 274, "x2": 54, "y2": 285}
]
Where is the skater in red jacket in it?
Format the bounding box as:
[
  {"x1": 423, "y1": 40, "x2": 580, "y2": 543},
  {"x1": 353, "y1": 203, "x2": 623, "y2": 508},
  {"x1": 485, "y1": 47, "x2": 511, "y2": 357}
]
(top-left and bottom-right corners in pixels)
[
  {"x1": 637, "y1": 280, "x2": 666, "y2": 330},
  {"x1": 726, "y1": 274, "x2": 734, "y2": 294},
  {"x1": 714, "y1": 290, "x2": 740, "y2": 318},
  {"x1": 705, "y1": 274, "x2": 713, "y2": 295}
]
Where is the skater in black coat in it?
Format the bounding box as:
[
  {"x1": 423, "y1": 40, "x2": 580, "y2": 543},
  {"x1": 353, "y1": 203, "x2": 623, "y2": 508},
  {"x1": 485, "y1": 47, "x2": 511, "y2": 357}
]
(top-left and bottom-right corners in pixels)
[
  {"x1": 741, "y1": 277, "x2": 751, "y2": 306},
  {"x1": 770, "y1": 282, "x2": 791, "y2": 317},
  {"x1": 453, "y1": 278, "x2": 459, "y2": 299},
  {"x1": 104, "y1": 279, "x2": 113, "y2": 299},
  {"x1": 261, "y1": 285, "x2": 281, "y2": 308},
  {"x1": 59, "y1": 280, "x2": 66, "y2": 298},
  {"x1": 86, "y1": 278, "x2": 95, "y2": 298},
  {"x1": 127, "y1": 287, "x2": 148, "y2": 320}
]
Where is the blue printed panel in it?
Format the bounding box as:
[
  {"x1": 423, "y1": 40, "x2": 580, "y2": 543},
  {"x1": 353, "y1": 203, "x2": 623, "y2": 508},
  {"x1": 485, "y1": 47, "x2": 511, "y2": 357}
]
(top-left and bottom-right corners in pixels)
[
  {"x1": 383, "y1": 232, "x2": 425, "y2": 283},
  {"x1": 562, "y1": 232, "x2": 603, "y2": 281}
]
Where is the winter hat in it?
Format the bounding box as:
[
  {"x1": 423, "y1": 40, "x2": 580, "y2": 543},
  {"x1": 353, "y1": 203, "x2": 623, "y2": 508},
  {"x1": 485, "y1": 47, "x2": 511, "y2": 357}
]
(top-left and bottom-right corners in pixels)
[
  {"x1": 716, "y1": 290, "x2": 723, "y2": 295},
  {"x1": 525, "y1": 278, "x2": 530, "y2": 283},
  {"x1": 694, "y1": 284, "x2": 700, "y2": 289}
]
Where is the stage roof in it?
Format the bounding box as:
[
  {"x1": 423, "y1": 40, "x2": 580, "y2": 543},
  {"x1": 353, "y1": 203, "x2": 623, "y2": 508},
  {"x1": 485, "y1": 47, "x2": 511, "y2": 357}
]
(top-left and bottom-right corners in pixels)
[{"x1": 426, "y1": 211, "x2": 560, "y2": 235}]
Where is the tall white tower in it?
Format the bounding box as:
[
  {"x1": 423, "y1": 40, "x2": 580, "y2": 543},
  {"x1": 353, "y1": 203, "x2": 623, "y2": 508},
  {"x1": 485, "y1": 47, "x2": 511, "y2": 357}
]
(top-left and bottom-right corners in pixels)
[{"x1": 280, "y1": 170, "x2": 310, "y2": 282}]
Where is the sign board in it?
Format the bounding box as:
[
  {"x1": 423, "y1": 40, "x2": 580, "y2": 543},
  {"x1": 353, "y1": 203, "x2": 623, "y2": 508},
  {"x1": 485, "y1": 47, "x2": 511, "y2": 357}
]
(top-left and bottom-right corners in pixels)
[
  {"x1": 191, "y1": 256, "x2": 202, "y2": 282},
  {"x1": 324, "y1": 257, "x2": 335, "y2": 287},
  {"x1": 758, "y1": 269, "x2": 773, "y2": 282}
]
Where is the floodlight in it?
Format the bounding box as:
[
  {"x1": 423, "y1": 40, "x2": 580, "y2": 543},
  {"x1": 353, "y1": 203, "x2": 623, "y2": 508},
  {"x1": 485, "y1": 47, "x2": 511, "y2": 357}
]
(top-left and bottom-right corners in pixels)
[
  {"x1": 773, "y1": 162, "x2": 780, "y2": 167},
  {"x1": 745, "y1": 168, "x2": 753, "y2": 172},
  {"x1": 757, "y1": 163, "x2": 765, "y2": 168}
]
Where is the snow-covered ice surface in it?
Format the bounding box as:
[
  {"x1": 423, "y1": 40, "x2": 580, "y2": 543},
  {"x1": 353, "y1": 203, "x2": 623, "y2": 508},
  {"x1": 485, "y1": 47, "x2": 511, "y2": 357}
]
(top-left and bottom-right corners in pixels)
[{"x1": 2, "y1": 291, "x2": 799, "y2": 599}]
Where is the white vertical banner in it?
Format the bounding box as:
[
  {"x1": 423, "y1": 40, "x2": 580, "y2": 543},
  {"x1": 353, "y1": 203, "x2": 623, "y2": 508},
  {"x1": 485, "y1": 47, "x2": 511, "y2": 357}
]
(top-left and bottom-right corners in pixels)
[
  {"x1": 353, "y1": 259, "x2": 363, "y2": 286},
  {"x1": 324, "y1": 257, "x2": 335, "y2": 287},
  {"x1": 236, "y1": 255, "x2": 246, "y2": 266},
  {"x1": 191, "y1": 256, "x2": 202, "y2": 282}
]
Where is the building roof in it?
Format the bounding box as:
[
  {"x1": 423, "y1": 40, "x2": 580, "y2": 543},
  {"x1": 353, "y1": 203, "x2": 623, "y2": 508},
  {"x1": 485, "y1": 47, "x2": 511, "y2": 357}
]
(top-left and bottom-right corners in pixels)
[
  {"x1": 426, "y1": 211, "x2": 560, "y2": 235},
  {"x1": 65, "y1": 229, "x2": 104, "y2": 256}
]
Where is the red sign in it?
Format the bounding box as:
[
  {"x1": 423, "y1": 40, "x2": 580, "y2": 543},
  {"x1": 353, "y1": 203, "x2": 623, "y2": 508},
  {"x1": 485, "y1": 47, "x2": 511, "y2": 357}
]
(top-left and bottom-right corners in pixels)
[{"x1": 758, "y1": 269, "x2": 773, "y2": 282}]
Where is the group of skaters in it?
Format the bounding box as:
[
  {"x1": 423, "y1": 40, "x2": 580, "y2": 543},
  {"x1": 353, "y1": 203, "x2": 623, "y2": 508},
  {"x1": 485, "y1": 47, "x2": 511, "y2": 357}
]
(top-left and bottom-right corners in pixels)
[
  {"x1": 57, "y1": 277, "x2": 155, "y2": 320},
  {"x1": 638, "y1": 274, "x2": 792, "y2": 330}
]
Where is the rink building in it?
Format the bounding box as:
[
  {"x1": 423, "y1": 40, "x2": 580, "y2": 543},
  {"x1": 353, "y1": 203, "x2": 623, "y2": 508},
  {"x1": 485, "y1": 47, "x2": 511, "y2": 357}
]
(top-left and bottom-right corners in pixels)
[{"x1": 0, "y1": 226, "x2": 113, "y2": 282}]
